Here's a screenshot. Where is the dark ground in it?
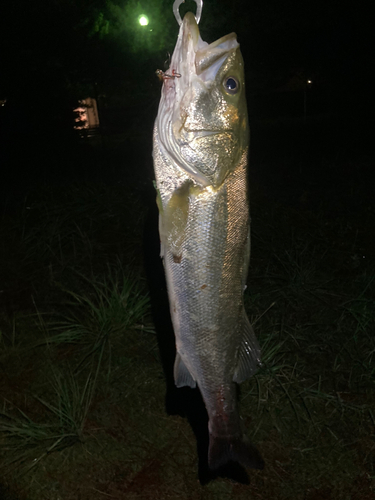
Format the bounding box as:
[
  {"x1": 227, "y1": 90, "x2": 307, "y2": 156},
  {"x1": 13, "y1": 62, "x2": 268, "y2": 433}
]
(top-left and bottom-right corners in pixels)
[{"x1": 0, "y1": 86, "x2": 374, "y2": 499}]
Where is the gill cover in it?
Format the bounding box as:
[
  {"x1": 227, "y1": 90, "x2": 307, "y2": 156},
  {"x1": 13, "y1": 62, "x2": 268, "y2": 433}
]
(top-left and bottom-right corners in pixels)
[{"x1": 156, "y1": 12, "x2": 249, "y2": 189}]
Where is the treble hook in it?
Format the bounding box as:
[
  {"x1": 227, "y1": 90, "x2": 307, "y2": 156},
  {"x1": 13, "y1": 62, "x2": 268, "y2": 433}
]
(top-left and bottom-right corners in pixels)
[{"x1": 173, "y1": 0, "x2": 203, "y2": 26}]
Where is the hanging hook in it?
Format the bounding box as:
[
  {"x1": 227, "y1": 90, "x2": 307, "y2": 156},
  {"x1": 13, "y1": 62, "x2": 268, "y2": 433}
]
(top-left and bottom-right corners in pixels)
[{"x1": 173, "y1": 0, "x2": 203, "y2": 26}]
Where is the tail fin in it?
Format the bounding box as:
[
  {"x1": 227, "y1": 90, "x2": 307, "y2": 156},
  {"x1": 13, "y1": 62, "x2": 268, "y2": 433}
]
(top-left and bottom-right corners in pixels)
[{"x1": 208, "y1": 433, "x2": 264, "y2": 471}]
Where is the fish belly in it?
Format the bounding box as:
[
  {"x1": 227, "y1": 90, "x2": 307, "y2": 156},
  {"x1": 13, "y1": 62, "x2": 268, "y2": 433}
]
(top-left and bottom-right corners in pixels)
[
  {"x1": 153, "y1": 120, "x2": 263, "y2": 468},
  {"x1": 165, "y1": 157, "x2": 249, "y2": 392},
  {"x1": 160, "y1": 156, "x2": 262, "y2": 469}
]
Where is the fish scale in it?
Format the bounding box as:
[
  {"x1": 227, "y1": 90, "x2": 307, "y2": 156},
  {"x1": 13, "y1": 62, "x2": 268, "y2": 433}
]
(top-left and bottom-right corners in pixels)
[{"x1": 153, "y1": 9, "x2": 263, "y2": 471}]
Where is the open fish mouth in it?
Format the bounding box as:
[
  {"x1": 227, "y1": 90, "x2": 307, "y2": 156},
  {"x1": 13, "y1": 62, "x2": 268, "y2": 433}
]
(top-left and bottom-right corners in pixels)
[
  {"x1": 167, "y1": 12, "x2": 240, "y2": 110},
  {"x1": 156, "y1": 11, "x2": 244, "y2": 187},
  {"x1": 182, "y1": 129, "x2": 234, "y2": 141},
  {"x1": 184, "y1": 129, "x2": 233, "y2": 135}
]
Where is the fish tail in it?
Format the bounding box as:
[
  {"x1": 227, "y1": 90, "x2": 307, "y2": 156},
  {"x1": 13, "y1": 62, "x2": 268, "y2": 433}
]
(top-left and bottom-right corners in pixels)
[{"x1": 208, "y1": 433, "x2": 264, "y2": 471}]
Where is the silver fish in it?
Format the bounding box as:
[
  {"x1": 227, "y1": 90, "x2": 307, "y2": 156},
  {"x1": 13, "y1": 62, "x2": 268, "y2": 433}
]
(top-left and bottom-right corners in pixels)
[{"x1": 153, "y1": 7, "x2": 263, "y2": 470}]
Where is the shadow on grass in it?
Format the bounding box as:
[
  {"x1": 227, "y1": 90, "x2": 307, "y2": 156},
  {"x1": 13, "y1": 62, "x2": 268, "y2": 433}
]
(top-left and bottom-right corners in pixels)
[{"x1": 0, "y1": 483, "x2": 25, "y2": 500}]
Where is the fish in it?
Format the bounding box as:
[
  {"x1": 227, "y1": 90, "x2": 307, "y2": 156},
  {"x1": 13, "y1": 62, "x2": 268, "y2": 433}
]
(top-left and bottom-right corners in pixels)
[{"x1": 152, "y1": 9, "x2": 264, "y2": 471}]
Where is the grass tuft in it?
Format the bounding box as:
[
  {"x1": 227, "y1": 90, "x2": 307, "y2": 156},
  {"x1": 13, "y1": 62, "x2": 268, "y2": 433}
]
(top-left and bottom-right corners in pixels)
[{"x1": 1, "y1": 152, "x2": 374, "y2": 498}]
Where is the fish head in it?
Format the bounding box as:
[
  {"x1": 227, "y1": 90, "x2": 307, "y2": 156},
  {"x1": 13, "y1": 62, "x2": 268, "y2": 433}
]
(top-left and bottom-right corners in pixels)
[{"x1": 156, "y1": 12, "x2": 249, "y2": 188}]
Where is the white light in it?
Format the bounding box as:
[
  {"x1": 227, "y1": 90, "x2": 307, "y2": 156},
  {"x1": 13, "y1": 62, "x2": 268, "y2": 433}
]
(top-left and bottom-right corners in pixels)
[{"x1": 139, "y1": 15, "x2": 149, "y2": 26}]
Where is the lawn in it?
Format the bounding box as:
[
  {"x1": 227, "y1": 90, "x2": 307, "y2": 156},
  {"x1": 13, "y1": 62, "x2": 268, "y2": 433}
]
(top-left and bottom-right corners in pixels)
[{"x1": 0, "y1": 113, "x2": 374, "y2": 499}]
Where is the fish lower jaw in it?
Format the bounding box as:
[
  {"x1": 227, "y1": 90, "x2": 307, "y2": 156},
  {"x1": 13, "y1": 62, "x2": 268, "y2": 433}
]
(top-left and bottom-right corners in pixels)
[{"x1": 180, "y1": 129, "x2": 233, "y2": 141}]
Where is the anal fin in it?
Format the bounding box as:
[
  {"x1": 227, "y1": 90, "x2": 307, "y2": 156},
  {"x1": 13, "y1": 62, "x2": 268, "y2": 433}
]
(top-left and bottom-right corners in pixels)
[
  {"x1": 174, "y1": 353, "x2": 196, "y2": 388},
  {"x1": 164, "y1": 182, "x2": 191, "y2": 260}
]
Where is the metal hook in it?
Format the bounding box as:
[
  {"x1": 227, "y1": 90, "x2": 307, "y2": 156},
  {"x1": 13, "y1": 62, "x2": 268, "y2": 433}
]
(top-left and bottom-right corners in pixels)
[{"x1": 173, "y1": 0, "x2": 203, "y2": 26}]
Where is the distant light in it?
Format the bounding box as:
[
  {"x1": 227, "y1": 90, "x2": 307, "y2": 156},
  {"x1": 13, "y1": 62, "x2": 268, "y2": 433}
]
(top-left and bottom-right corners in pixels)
[
  {"x1": 139, "y1": 15, "x2": 149, "y2": 26},
  {"x1": 307, "y1": 80, "x2": 312, "y2": 84}
]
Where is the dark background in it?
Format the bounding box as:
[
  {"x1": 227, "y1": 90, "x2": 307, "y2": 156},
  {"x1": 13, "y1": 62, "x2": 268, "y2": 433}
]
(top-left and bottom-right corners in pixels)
[
  {"x1": 0, "y1": 2, "x2": 374, "y2": 495},
  {"x1": 0, "y1": 0, "x2": 373, "y2": 199}
]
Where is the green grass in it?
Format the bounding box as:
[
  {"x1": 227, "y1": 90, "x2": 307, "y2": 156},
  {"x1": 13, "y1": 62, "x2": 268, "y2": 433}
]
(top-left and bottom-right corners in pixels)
[{"x1": 0, "y1": 149, "x2": 374, "y2": 499}]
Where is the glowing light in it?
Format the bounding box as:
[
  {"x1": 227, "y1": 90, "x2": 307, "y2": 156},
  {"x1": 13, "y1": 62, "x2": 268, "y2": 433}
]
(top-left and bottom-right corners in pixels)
[
  {"x1": 138, "y1": 15, "x2": 149, "y2": 26},
  {"x1": 307, "y1": 80, "x2": 312, "y2": 84}
]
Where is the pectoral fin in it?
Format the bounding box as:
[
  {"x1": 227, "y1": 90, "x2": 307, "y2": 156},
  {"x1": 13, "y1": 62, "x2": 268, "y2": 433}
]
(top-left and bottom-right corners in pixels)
[
  {"x1": 163, "y1": 182, "x2": 192, "y2": 262},
  {"x1": 233, "y1": 313, "x2": 261, "y2": 384},
  {"x1": 174, "y1": 353, "x2": 196, "y2": 388}
]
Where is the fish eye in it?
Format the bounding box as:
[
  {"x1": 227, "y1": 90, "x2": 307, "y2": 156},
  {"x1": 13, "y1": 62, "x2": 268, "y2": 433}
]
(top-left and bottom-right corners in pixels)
[{"x1": 223, "y1": 76, "x2": 239, "y2": 95}]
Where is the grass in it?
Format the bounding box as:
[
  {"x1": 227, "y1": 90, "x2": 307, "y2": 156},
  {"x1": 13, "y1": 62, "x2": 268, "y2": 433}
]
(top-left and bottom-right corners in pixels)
[{"x1": 0, "y1": 119, "x2": 374, "y2": 499}]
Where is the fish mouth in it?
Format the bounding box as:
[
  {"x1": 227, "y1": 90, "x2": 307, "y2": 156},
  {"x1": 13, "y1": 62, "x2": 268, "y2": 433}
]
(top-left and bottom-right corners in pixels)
[
  {"x1": 177, "y1": 12, "x2": 239, "y2": 84},
  {"x1": 185, "y1": 129, "x2": 233, "y2": 138},
  {"x1": 180, "y1": 124, "x2": 234, "y2": 149},
  {"x1": 156, "y1": 12, "x2": 241, "y2": 187}
]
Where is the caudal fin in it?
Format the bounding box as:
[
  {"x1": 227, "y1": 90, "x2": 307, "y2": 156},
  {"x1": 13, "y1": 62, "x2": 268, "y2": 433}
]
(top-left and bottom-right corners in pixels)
[{"x1": 208, "y1": 433, "x2": 264, "y2": 471}]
